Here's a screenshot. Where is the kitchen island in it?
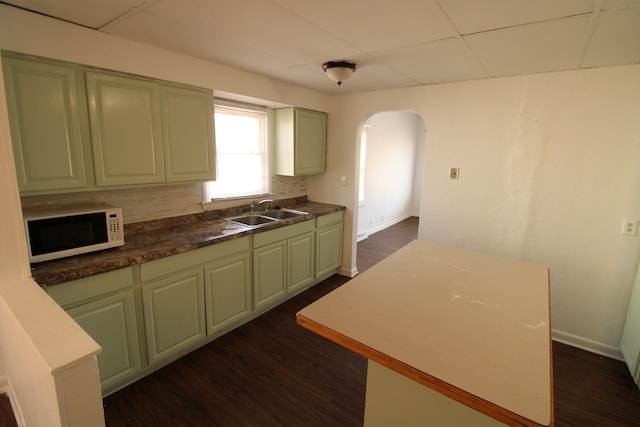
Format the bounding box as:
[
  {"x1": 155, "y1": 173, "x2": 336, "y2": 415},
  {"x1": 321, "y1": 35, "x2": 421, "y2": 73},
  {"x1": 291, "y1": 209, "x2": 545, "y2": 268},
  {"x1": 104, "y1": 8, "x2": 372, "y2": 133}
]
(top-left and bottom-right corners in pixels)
[{"x1": 297, "y1": 239, "x2": 552, "y2": 426}]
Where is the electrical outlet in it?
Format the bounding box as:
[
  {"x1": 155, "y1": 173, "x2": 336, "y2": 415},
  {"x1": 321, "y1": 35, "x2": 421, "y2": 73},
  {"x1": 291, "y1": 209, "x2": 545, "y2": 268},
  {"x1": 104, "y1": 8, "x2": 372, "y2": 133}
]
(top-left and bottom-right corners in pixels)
[{"x1": 621, "y1": 219, "x2": 638, "y2": 236}]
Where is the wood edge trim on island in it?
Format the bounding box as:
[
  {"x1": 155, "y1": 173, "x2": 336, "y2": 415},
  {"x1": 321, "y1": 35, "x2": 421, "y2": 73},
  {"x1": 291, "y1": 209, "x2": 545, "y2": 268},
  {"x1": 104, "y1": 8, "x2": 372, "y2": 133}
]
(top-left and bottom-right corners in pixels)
[{"x1": 295, "y1": 313, "x2": 553, "y2": 427}]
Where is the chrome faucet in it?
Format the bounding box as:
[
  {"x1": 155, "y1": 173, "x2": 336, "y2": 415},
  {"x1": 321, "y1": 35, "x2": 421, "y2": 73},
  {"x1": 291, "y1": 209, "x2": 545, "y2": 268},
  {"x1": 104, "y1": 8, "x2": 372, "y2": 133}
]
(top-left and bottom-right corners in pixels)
[{"x1": 257, "y1": 199, "x2": 273, "y2": 211}]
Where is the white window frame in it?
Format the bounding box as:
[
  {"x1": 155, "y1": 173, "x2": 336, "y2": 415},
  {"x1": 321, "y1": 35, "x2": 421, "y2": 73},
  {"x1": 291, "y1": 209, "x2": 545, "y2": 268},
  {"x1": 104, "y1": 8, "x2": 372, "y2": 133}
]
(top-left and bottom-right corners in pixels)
[{"x1": 205, "y1": 100, "x2": 270, "y2": 201}]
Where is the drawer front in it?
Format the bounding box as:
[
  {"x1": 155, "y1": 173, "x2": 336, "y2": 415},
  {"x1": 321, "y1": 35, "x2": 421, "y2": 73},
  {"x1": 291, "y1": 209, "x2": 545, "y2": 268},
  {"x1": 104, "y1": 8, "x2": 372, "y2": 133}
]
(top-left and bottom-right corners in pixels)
[
  {"x1": 140, "y1": 236, "x2": 250, "y2": 282},
  {"x1": 47, "y1": 267, "x2": 134, "y2": 309},
  {"x1": 316, "y1": 211, "x2": 344, "y2": 228}
]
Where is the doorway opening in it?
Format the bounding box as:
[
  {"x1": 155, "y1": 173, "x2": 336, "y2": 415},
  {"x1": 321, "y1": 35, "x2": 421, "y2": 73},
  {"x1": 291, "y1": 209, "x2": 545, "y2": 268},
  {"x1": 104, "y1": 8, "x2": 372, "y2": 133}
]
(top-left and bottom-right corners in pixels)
[{"x1": 355, "y1": 110, "x2": 426, "y2": 244}]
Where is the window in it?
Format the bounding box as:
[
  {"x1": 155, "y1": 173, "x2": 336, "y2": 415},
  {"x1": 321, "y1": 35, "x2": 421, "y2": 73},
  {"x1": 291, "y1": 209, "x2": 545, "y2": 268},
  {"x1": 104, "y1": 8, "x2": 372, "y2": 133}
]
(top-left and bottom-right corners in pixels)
[{"x1": 206, "y1": 101, "x2": 269, "y2": 200}]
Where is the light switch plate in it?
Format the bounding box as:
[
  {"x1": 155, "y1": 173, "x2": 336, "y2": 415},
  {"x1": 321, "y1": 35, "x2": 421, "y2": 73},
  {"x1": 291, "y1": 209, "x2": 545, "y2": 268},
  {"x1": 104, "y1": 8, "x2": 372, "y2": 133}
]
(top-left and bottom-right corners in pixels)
[{"x1": 449, "y1": 168, "x2": 459, "y2": 180}]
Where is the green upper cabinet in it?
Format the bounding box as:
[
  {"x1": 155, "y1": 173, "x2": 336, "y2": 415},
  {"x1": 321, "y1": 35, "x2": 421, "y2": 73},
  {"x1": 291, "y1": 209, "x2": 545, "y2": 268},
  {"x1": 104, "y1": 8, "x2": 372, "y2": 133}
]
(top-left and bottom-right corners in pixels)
[
  {"x1": 274, "y1": 107, "x2": 327, "y2": 176},
  {"x1": 2, "y1": 56, "x2": 89, "y2": 193},
  {"x1": 86, "y1": 71, "x2": 165, "y2": 187},
  {"x1": 3, "y1": 52, "x2": 216, "y2": 194},
  {"x1": 161, "y1": 85, "x2": 215, "y2": 182}
]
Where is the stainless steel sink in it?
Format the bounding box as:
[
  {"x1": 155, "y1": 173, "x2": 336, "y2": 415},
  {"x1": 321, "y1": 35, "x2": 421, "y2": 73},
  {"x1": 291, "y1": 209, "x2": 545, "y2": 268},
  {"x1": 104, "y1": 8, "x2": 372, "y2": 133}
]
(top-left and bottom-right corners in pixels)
[
  {"x1": 225, "y1": 208, "x2": 307, "y2": 228},
  {"x1": 262, "y1": 208, "x2": 308, "y2": 220},
  {"x1": 226, "y1": 214, "x2": 277, "y2": 227}
]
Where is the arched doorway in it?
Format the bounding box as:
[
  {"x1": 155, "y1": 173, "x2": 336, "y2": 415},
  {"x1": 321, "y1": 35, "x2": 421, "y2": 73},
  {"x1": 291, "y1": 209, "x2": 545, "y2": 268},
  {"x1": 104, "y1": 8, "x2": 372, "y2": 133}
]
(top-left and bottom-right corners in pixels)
[{"x1": 355, "y1": 110, "x2": 426, "y2": 264}]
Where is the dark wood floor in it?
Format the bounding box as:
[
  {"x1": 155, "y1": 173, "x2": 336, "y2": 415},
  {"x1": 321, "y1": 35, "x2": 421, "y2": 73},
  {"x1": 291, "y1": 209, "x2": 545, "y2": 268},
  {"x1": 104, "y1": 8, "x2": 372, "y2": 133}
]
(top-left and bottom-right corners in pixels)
[{"x1": 2, "y1": 216, "x2": 640, "y2": 426}]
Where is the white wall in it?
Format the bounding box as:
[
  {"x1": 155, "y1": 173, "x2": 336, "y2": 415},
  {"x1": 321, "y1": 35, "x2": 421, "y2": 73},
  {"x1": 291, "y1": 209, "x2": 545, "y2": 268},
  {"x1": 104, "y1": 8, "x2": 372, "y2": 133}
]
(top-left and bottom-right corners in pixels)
[
  {"x1": 309, "y1": 65, "x2": 640, "y2": 357},
  {"x1": 357, "y1": 111, "x2": 424, "y2": 238}
]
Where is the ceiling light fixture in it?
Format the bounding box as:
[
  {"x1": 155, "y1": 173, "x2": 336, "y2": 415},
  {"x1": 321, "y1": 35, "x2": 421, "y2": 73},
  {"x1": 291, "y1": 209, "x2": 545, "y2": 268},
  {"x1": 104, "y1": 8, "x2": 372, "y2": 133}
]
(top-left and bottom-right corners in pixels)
[{"x1": 322, "y1": 60, "x2": 357, "y2": 86}]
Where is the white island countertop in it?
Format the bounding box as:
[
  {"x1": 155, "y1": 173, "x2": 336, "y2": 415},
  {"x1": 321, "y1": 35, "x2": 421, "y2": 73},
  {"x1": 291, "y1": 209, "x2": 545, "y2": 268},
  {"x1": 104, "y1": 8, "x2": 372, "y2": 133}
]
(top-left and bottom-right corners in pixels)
[{"x1": 297, "y1": 239, "x2": 553, "y2": 426}]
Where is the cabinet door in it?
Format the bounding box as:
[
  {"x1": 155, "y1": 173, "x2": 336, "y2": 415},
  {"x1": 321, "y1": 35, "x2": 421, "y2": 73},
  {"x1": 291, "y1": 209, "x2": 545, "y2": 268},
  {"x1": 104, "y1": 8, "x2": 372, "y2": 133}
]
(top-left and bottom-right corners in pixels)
[
  {"x1": 2, "y1": 57, "x2": 88, "y2": 193},
  {"x1": 86, "y1": 71, "x2": 164, "y2": 186},
  {"x1": 142, "y1": 268, "x2": 205, "y2": 366},
  {"x1": 161, "y1": 85, "x2": 216, "y2": 182},
  {"x1": 253, "y1": 240, "x2": 287, "y2": 310},
  {"x1": 66, "y1": 290, "x2": 140, "y2": 394},
  {"x1": 204, "y1": 252, "x2": 251, "y2": 335},
  {"x1": 288, "y1": 231, "x2": 315, "y2": 292},
  {"x1": 294, "y1": 108, "x2": 326, "y2": 175},
  {"x1": 316, "y1": 223, "x2": 343, "y2": 278},
  {"x1": 621, "y1": 263, "x2": 640, "y2": 383}
]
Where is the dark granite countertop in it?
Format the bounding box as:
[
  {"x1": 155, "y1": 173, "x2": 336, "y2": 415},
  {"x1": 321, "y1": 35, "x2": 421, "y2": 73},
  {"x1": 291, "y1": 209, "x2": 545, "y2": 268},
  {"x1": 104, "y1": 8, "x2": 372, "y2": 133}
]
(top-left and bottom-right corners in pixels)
[{"x1": 31, "y1": 198, "x2": 345, "y2": 287}]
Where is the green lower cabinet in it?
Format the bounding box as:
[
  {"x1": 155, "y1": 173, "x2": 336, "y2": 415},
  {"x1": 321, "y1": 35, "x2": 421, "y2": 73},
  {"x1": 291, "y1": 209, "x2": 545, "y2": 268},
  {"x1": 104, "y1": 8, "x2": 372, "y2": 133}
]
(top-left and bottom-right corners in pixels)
[
  {"x1": 253, "y1": 220, "x2": 318, "y2": 310},
  {"x1": 204, "y1": 252, "x2": 252, "y2": 335},
  {"x1": 288, "y1": 231, "x2": 315, "y2": 292},
  {"x1": 142, "y1": 267, "x2": 206, "y2": 366},
  {"x1": 316, "y1": 221, "x2": 344, "y2": 278},
  {"x1": 43, "y1": 218, "x2": 342, "y2": 395},
  {"x1": 253, "y1": 240, "x2": 287, "y2": 310},
  {"x1": 66, "y1": 290, "x2": 140, "y2": 394}
]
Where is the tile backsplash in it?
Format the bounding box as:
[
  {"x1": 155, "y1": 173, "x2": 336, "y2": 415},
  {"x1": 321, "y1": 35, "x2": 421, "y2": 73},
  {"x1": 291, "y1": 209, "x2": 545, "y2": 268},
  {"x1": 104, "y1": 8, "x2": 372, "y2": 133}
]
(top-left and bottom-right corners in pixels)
[{"x1": 21, "y1": 175, "x2": 307, "y2": 224}]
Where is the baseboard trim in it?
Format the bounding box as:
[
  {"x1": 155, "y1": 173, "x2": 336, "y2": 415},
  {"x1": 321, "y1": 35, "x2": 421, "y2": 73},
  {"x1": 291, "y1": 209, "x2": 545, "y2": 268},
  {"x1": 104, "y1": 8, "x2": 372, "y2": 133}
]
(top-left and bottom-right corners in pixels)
[
  {"x1": 3, "y1": 378, "x2": 25, "y2": 427},
  {"x1": 338, "y1": 266, "x2": 357, "y2": 278},
  {"x1": 362, "y1": 214, "x2": 413, "y2": 238},
  {"x1": 552, "y1": 329, "x2": 624, "y2": 361}
]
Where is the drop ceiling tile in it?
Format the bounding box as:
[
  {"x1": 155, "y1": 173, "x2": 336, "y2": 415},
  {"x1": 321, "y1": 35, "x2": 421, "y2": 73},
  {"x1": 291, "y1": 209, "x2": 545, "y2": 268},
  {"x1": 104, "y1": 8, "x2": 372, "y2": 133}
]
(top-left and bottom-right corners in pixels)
[
  {"x1": 105, "y1": 9, "x2": 292, "y2": 74},
  {"x1": 4, "y1": 0, "x2": 639, "y2": 94},
  {"x1": 146, "y1": 0, "x2": 361, "y2": 66},
  {"x1": 582, "y1": 7, "x2": 640, "y2": 67},
  {"x1": 602, "y1": 0, "x2": 640, "y2": 10},
  {"x1": 438, "y1": 0, "x2": 595, "y2": 34},
  {"x1": 465, "y1": 16, "x2": 590, "y2": 77},
  {"x1": 371, "y1": 38, "x2": 488, "y2": 84},
  {"x1": 272, "y1": 0, "x2": 456, "y2": 52},
  {"x1": 3, "y1": 0, "x2": 150, "y2": 29}
]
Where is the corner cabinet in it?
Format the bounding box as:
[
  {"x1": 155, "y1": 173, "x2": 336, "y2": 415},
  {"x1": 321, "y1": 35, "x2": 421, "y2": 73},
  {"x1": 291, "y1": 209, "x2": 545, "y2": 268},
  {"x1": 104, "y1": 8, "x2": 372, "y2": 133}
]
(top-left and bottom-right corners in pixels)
[
  {"x1": 621, "y1": 261, "x2": 640, "y2": 386},
  {"x1": 45, "y1": 268, "x2": 141, "y2": 395},
  {"x1": 2, "y1": 56, "x2": 89, "y2": 193},
  {"x1": 274, "y1": 107, "x2": 327, "y2": 176}
]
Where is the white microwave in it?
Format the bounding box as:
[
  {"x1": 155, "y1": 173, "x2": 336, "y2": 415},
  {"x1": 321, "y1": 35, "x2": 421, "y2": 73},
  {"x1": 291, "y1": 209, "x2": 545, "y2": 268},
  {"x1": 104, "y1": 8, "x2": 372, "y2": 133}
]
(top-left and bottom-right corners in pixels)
[{"x1": 23, "y1": 203, "x2": 124, "y2": 263}]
